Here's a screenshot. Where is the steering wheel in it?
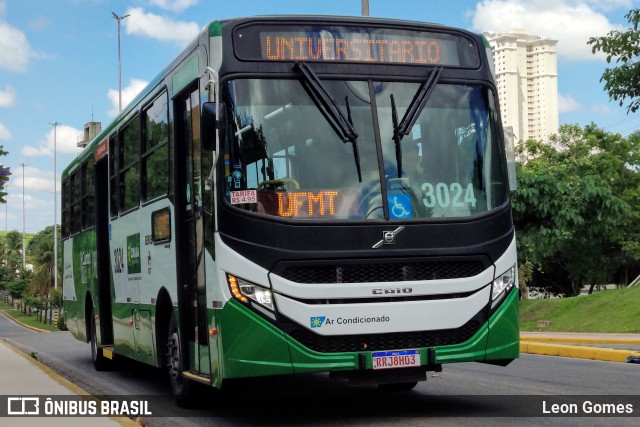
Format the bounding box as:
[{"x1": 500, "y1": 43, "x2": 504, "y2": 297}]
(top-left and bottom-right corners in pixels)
[{"x1": 258, "y1": 178, "x2": 301, "y2": 191}]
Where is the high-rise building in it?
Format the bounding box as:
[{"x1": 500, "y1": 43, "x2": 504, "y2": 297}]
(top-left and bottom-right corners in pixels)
[{"x1": 483, "y1": 29, "x2": 559, "y2": 143}]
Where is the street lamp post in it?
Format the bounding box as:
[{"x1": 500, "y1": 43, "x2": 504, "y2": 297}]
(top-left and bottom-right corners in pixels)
[
  {"x1": 20, "y1": 162, "x2": 26, "y2": 270},
  {"x1": 362, "y1": 0, "x2": 369, "y2": 16},
  {"x1": 112, "y1": 12, "x2": 129, "y2": 113},
  {"x1": 50, "y1": 121, "x2": 59, "y2": 290}
]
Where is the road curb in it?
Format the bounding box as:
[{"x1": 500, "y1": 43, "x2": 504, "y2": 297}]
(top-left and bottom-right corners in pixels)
[
  {"x1": 521, "y1": 335, "x2": 640, "y2": 345},
  {"x1": 520, "y1": 340, "x2": 640, "y2": 362},
  {"x1": 0, "y1": 309, "x2": 50, "y2": 333}
]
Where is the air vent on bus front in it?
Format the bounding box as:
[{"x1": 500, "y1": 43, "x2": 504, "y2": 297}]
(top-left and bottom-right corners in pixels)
[{"x1": 279, "y1": 260, "x2": 485, "y2": 284}]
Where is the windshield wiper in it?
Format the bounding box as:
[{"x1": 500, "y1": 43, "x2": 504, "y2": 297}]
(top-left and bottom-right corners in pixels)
[
  {"x1": 295, "y1": 62, "x2": 362, "y2": 182},
  {"x1": 391, "y1": 66, "x2": 443, "y2": 177}
]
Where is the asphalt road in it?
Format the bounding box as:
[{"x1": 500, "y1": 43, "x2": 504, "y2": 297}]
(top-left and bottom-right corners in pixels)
[
  {"x1": 0, "y1": 310, "x2": 38, "y2": 337},
  {"x1": 1, "y1": 313, "x2": 639, "y2": 426}
]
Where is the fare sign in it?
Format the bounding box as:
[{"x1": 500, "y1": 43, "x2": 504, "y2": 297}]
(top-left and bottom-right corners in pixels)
[{"x1": 231, "y1": 190, "x2": 257, "y2": 204}]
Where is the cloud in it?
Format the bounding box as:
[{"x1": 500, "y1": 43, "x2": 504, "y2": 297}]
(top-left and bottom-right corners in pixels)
[
  {"x1": 11, "y1": 165, "x2": 55, "y2": 193},
  {"x1": 471, "y1": 0, "x2": 624, "y2": 61},
  {"x1": 0, "y1": 21, "x2": 34, "y2": 72},
  {"x1": 590, "y1": 104, "x2": 614, "y2": 115},
  {"x1": 558, "y1": 94, "x2": 582, "y2": 113},
  {"x1": 22, "y1": 124, "x2": 84, "y2": 157},
  {"x1": 124, "y1": 7, "x2": 200, "y2": 46},
  {"x1": 4, "y1": 165, "x2": 57, "y2": 233},
  {"x1": 29, "y1": 16, "x2": 52, "y2": 32},
  {"x1": 107, "y1": 78, "x2": 149, "y2": 117},
  {"x1": 149, "y1": 0, "x2": 199, "y2": 12},
  {"x1": 582, "y1": 0, "x2": 634, "y2": 12},
  {"x1": 0, "y1": 85, "x2": 15, "y2": 107},
  {"x1": 0, "y1": 122, "x2": 10, "y2": 140}
]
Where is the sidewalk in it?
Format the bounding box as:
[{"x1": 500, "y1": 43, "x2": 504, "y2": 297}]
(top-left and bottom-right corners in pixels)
[
  {"x1": 520, "y1": 332, "x2": 640, "y2": 363},
  {"x1": 0, "y1": 340, "x2": 136, "y2": 426}
]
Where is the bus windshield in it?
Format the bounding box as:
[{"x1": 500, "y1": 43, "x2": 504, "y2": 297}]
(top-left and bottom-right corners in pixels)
[{"x1": 222, "y1": 78, "x2": 508, "y2": 220}]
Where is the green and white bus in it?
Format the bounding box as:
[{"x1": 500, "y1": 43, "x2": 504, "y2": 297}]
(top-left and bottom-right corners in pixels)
[{"x1": 62, "y1": 16, "x2": 519, "y2": 403}]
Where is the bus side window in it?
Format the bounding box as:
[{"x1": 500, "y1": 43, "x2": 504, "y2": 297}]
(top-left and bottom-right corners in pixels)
[
  {"x1": 119, "y1": 116, "x2": 141, "y2": 213},
  {"x1": 142, "y1": 91, "x2": 169, "y2": 201},
  {"x1": 70, "y1": 172, "x2": 81, "y2": 234},
  {"x1": 109, "y1": 135, "x2": 119, "y2": 218},
  {"x1": 82, "y1": 157, "x2": 95, "y2": 229},
  {"x1": 61, "y1": 179, "x2": 70, "y2": 238}
]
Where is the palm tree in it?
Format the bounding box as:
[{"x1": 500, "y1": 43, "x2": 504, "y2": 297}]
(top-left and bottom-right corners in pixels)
[
  {"x1": 1, "y1": 230, "x2": 24, "y2": 274},
  {"x1": 28, "y1": 238, "x2": 55, "y2": 297}
]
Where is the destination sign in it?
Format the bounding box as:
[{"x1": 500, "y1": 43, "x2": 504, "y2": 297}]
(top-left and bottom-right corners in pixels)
[
  {"x1": 277, "y1": 191, "x2": 339, "y2": 217},
  {"x1": 234, "y1": 25, "x2": 479, "y2": 67}
]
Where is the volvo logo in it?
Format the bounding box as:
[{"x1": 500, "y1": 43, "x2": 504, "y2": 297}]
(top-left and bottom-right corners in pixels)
[{"x1": 372, "y1": 226, "x2": 405, "y2": 248}]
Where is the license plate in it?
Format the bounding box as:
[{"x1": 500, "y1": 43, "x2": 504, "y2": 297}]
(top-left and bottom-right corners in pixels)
[{"x1": 371, "y1": 349, "x2": 421, "y2": 370}]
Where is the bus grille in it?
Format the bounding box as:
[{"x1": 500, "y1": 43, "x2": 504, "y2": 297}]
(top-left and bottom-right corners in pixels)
[
  {"x1": 280, "y1": 260, "x2": 485, "y2": 284},
  {"x1": 288, "y1": 319, "x2": 482, "y2": 353}
]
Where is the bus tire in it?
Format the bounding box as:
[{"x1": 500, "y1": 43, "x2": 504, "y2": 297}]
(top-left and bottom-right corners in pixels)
[
  {"x1": 90, "y1": 307, "x2": 110, "y2": 371},
  {"x1": 166, "y1": 313, "x2": 193, "y2": 407},
  {"x1": 378, "y1": 381, "x2": 418, "y2": 391}
]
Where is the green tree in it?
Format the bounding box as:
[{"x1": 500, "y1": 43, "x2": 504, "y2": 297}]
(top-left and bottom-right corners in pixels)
[
  {"x1": 0, "y1": 264, "x2": 10, "y2": 291},
  {"x1": 27, "y1": 226, "x2": 61, "y2": 297},
  {"x1": 588, "y1": 9, "x2": 640, "y2": 113},
  {"x1": 7, "y1": 271, "x2": 28, "y2": 301},
  {"x1": 28, "y1": 238, "x2": 55, "y2": 297},
  {"x1": 0, "y1": 145, "x2": 10, "y2": 204},
  {"x1": 513, "y1": 124, "x2": 639, "y2": 296},
  {"x1": 1, "y1": 230, "x2": 24, "y2": 275}
]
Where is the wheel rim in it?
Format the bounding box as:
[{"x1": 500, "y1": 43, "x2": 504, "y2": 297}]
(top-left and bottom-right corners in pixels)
[{"x1": 167, "y1": 332, "x2": 182, "y2": 386}]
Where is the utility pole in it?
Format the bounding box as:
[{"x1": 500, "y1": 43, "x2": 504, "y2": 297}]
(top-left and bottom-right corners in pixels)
[
  {"x1": 50, "y1": 121, "x2": 59, "y2": 290},
  {"x1": 112, "y1": 12, "x2": 130, "y2": 113},
  {"x1": 20, "y1": 162, "x2": 26, "y2": 270},
  {"x1": 362, "y1": 0, "x2": 369, "y2": 16}
]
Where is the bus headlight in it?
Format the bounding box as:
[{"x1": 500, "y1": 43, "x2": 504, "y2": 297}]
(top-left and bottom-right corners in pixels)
[
  {"x1": 491, "y1": 264, "x2": 516, "y2": 304},
  {"x1": 227, "y1": 274, "x2": 275, "y2": 311}
]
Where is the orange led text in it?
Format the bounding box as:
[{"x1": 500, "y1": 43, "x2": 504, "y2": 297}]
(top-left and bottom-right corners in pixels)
[
  {"x1": 277, "y1": 191, "x2": 339, "y2": 217},
  {"x1": 264, "y1": 36, "x2": 441, "y2": 65}
]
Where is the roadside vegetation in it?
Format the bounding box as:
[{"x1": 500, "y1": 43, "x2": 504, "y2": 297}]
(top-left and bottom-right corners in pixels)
[
  {"x1": 520, "y1": 285, "x2": 640, "y2": 333},
  {"x1": 0, "y1": 300, "x2": 60, "y2": 332},
  {"x1": 0, "y1": 226, "x2": 65, "y2": 331}
]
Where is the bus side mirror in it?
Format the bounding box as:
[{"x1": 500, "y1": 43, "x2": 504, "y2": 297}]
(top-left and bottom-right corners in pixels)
[{"x1": 201, "y1": 102, "x2": 226, "y2": 151}]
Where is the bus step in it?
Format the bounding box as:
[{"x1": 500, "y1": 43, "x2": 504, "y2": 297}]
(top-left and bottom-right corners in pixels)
[
  {"x1": 182, "y1": 370, "x2": 211, "y2": 385},
  {"x1": 102, "y1": 346, "x2": 114, "y2": 360}
]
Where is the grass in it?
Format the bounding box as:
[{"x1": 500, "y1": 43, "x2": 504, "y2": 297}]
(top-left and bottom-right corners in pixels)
[
  {"x1": 520, "y1": 285, "x2": 640, "y2": 333},
  {"x1": 0, "y1": 300, "x2": 60, "y2": 332}
]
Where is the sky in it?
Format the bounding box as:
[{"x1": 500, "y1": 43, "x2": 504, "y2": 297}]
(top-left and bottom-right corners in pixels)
[{"x1": 0, "y1": 0, "x2": 639, "y2": 233}]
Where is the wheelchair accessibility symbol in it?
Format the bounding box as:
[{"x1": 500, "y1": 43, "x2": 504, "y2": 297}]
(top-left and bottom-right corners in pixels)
[{"x1": 388, "y1": 194, "x2": 412, "y2": 219}]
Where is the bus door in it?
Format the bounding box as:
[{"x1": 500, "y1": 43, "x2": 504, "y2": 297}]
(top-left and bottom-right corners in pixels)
[
  {"x1": 95, "y1": 155, "x2": 114, "y2": 347},
  {"x1": 175, "y1": 86, "x2": 210, "y2": 376}
]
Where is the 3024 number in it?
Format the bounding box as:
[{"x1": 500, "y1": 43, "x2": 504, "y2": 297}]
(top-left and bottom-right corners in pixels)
[{"x1": 421, "y1": 182, "x2": 477, "y2": 209}]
